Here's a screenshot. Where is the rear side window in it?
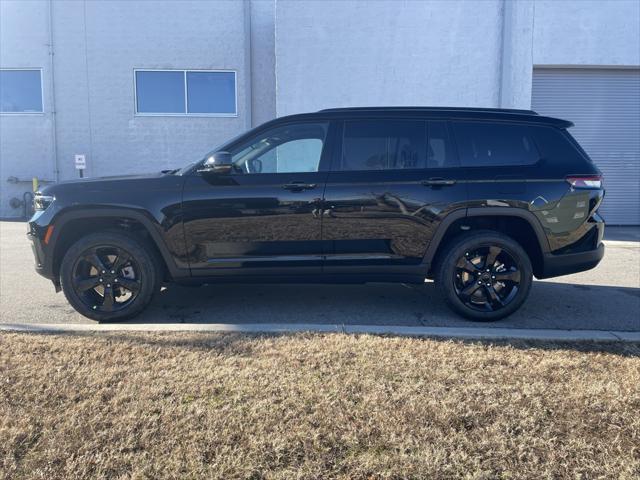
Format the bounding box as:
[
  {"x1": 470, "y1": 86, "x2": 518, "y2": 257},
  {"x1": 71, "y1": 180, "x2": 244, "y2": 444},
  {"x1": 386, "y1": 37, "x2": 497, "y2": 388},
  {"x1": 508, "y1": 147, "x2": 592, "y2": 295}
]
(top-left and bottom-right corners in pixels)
[
  {"x1": 340, "y1": 120, "x2": 426, "y2": 171},
  {"x1": 452, "y1": 121, "x2": 540, "y2": 167}
]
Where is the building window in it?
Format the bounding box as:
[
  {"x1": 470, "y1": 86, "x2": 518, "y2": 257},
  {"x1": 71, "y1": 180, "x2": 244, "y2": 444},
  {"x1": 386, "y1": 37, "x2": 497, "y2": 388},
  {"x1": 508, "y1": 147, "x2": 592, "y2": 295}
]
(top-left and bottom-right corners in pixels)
[
  {"x1": 0, "y1": 69, "x2": 43, "y2": 113},
  {"x1": 134, "y1": 69, "x2": 236, "y2": 116}
]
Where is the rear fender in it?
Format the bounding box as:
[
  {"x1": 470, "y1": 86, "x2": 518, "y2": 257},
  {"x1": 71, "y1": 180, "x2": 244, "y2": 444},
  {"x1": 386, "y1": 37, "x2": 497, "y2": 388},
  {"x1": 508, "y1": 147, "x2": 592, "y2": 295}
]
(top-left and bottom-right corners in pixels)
[{"x1": 421, "y1": 207, "x2": 551, "y2": 267}]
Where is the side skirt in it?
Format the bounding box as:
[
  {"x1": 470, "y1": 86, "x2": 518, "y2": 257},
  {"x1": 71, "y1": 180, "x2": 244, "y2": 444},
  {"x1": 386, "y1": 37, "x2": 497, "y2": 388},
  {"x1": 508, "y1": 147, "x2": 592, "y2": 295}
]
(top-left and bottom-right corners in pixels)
[{"x1": 173, "y1": 273, "x2": 426, "y2": 286}]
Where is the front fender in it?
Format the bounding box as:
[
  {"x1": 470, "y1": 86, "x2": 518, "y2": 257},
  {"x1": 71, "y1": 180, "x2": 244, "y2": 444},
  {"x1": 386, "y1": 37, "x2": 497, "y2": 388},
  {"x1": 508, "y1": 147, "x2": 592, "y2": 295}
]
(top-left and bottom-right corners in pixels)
[{"x1": 34, "y1": 206, "x2": 189, "y2": 282}]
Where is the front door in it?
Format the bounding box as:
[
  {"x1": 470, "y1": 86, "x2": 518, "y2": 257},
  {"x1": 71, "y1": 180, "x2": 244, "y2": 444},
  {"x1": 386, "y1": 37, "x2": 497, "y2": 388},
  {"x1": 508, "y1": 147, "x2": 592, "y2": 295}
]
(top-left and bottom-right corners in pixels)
[
  {"x1": 322, "y1": 119, "x2": 467, "y2": 275},
  {"x1": 182, "y1": 121, "x2": 332, "y2": 277}
]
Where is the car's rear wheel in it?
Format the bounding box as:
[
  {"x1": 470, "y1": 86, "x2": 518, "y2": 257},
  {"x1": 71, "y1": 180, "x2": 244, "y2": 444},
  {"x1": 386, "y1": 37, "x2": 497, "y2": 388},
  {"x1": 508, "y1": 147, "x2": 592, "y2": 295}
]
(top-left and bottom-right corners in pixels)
[
  {"x1": 60, "y1": 232, "x2": 161, "y2": 322},
  {"x1": 435, "y1": 231, "x2": 533, "y2": 321}
]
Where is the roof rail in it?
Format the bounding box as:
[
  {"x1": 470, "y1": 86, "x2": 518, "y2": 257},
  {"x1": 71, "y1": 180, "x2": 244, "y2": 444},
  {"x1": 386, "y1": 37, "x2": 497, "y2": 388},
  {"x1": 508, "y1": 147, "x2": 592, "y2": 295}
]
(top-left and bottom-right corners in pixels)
[{"x1": 319, "y1": 106, "x2": 538, "y2": 115}]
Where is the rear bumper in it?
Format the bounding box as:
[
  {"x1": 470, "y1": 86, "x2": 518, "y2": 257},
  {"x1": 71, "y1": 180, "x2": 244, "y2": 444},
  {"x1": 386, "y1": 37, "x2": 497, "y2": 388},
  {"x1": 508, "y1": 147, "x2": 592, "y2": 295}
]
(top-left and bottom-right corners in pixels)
[{"x1": 539, "y1": 242, "x2": 605, "y2": 279}]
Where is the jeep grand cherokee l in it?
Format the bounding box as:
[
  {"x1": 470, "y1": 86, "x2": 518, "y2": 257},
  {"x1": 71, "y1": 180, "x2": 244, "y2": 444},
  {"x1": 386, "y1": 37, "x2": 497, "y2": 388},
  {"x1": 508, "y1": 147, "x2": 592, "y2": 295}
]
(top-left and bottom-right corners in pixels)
[{"x1": 28, "y1": 107, "x2": 605, "y2": 321}]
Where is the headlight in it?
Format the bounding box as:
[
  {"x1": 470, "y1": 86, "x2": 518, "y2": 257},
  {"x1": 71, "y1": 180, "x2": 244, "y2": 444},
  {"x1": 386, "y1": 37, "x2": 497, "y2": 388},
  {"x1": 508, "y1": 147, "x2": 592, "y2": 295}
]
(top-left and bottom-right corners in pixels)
[{"x1": 33, "y1": 193, "x2": 55, "y2": 211}]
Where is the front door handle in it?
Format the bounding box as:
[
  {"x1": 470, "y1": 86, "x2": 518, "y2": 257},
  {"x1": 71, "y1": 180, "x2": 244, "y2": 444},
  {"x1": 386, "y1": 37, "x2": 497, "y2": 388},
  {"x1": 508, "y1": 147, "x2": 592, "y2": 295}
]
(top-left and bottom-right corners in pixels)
[
  {"x1": 283, "y1": 182, "x2": 317, "y2": 192},
  {"x1": 422, "y1": 178, "x2": 457, "y2": 187}
]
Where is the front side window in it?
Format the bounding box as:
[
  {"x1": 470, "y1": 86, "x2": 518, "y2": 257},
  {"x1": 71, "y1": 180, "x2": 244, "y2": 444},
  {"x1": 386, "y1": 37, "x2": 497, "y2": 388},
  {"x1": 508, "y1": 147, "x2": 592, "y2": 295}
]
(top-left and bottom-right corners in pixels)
[
  {"x1": 0, "y1": 69, "x2": 43, "y2": 113},
  {"x1": 135, "y1": 70, "x2": 236, "y2": 115},
  {"x1": 230, "y1": 123, "x2": 328, "y2": 174},
  {"x1": 340, "y1": 120, "x2": 426, "y2": 171},
  {"x1": 452, "y1": 121, "x2": 540, "y2": 167}
]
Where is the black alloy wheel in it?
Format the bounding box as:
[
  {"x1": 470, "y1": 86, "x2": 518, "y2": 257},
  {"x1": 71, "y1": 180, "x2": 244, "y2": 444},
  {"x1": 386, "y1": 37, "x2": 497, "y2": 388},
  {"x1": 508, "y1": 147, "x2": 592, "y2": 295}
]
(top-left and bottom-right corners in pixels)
[
  {"x1": 453, "y1": 246, "x2": 521, "y2": 312},
  {"x1": 71, "y1": 245, "x2": 141, "y2": 313},
  {"x1": 60, "y1": 232, "x2": 161, "y2": 321},
  {"x1": 435, "y1": 231, "x2": 533, "y2": 321}
]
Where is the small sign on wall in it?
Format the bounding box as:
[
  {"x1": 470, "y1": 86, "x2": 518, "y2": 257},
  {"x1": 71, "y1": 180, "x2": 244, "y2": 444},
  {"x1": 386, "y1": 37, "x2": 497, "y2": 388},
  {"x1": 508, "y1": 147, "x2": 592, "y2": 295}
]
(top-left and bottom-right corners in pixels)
[
  {"x1": 75, "y1": 154, "x2": 86, "y2": 178},
  {"x1": 74, "y1": 154, "x2": 86, "y2": 170}
]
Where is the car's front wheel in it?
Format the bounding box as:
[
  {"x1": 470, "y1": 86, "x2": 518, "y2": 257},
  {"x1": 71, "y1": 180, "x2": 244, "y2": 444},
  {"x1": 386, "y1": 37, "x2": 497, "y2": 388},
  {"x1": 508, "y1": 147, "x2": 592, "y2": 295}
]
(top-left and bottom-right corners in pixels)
[
  {"x1": 435, "y1": 231, "x2": 533, "y2": 321},
  {"x1": 60, "y1": 231, "x2": 161, "y2": 322}
]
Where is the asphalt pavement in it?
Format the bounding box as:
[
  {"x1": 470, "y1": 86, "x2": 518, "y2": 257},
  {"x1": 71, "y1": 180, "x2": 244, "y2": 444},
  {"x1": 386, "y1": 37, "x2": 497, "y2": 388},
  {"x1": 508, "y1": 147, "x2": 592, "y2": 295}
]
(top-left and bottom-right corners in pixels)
[{"x1": 1, "y1": 221, "x2": 638, "y2": 331}]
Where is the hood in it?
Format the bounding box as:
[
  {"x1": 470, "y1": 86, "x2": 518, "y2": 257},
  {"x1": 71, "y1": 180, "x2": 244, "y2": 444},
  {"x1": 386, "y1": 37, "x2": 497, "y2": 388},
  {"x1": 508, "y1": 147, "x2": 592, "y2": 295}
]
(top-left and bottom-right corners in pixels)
[{"x1": 39, "y1": 172, "x2": 169, "y2": 196}]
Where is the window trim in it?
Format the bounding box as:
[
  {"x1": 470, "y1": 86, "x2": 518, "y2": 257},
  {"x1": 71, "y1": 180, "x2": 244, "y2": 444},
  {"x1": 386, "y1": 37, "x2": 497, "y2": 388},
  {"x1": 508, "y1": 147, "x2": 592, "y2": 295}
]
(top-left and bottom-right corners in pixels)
[
  {"x1": 0, "y1": 68, "x2": 44, "y2": 115},
  {"x1": 133, "y1": 68, "x2": 238, "y2": 117}
]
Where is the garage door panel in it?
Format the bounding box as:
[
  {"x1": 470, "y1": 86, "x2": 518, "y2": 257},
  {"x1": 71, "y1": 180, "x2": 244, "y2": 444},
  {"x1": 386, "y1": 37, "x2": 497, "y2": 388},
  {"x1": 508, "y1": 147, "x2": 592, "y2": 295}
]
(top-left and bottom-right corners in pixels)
[{"x1": 532, "y1": 68, "x2": 640, "y2": 225}]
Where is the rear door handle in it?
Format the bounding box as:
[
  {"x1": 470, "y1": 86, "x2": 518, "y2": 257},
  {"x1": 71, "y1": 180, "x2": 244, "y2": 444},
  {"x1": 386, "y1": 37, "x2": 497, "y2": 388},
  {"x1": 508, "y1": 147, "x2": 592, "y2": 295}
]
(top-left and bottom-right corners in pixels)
[
  {"x1": 422, "y1": 178, "x2": 457, "y2": 187},
  {"x1": 283, "y1": 182, "x2": 317, "y2": 191}
]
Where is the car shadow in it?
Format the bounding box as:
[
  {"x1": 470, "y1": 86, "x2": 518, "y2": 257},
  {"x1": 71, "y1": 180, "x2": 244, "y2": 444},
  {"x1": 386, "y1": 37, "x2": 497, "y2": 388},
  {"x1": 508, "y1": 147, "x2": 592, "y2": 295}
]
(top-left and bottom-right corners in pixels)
[
  {"x1": 27, "y1": 328, "x2": 639, "y2": 358},
  {"x1": 129, "y1": 280, "x2": 640, "y2": 332}
]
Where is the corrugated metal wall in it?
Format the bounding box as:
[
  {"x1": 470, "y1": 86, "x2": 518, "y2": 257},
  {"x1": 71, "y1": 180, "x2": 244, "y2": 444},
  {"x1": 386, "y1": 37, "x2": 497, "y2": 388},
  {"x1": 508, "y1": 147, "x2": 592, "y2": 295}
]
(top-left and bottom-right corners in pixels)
[{"x1": 532, "y1": 68, "x2": 640, "y2": 225}]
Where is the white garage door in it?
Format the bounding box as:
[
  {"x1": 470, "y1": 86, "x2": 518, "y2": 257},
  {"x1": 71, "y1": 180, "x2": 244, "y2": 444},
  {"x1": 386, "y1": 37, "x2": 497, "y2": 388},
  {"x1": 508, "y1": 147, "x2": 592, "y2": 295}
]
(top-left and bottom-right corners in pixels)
[{"x1": 532, "y1": 68, "x2": 640, "y2": 225}]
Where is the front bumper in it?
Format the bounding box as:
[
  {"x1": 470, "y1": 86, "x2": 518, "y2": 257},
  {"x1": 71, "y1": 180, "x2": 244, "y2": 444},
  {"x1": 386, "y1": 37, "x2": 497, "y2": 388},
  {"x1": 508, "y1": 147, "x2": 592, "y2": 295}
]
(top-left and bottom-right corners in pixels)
[{"x1": 27, "y1": 213, "x2": 58, "y2": 285}]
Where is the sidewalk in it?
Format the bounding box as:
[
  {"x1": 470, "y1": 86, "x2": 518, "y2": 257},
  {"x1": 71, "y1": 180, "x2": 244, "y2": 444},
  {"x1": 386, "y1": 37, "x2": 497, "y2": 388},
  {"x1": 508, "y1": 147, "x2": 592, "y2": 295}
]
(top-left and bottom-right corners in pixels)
[{"x1": 2, "y1": 322, "x2": 639, "y2": 342}]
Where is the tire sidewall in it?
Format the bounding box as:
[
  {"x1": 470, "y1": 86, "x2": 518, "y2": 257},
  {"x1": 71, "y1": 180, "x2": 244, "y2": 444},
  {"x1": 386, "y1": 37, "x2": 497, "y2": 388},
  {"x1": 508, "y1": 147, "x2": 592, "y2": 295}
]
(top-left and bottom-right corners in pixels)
[
  {"x1": 436, "y1": 232, "x2": 533, "y2": 321},
  {"x1": 60, "y1": 232, "x2": 159, "y2": 322}
]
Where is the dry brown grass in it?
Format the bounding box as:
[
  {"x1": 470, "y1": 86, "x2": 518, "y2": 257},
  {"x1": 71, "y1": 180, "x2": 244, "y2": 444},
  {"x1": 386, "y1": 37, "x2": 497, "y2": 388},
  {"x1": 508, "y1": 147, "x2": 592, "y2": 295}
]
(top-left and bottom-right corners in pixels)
[{"x1": 1, "y1": 332, "x2": 639, "y2": 479}]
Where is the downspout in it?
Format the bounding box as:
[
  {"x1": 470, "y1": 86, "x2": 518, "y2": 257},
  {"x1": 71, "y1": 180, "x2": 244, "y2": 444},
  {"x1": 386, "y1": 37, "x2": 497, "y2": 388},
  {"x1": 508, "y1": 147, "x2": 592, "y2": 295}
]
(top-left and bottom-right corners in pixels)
[
  {"x1": 47, "y1": 0, "x2": 60, "y2": 182},
  {"x1": 499, "y1": 0, "x2": 535, "y2": 109},
  {"x1": 498, "y1": 0, "x2": 510, "y2": 108},
  {"x1": 243, "y1": 0, "x2": 253, "y2": 130}
]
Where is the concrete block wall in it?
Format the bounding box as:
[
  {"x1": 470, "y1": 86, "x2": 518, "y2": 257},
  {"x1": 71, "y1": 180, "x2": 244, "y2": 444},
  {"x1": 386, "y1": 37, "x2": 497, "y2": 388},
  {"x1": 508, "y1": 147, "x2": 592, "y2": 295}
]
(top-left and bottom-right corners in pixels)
[
  {"x1": 533, "y1": 0, "x2": 640, "y2": 66},
  {"x1": 0, "y1": 0, "x2": 56, "y2": 217},
  {"x1": 274, "y1": 0, "x2": 537, "y2": 116},
  {"x1": 273, "y1": 0, "x2": 640, "y2": 115},
  {"x1": 1, "y1": 0, "x2": 269, "y2": 217},
  {"x1": 1, "y1": 0, "x2": 639, "y2": 218}
]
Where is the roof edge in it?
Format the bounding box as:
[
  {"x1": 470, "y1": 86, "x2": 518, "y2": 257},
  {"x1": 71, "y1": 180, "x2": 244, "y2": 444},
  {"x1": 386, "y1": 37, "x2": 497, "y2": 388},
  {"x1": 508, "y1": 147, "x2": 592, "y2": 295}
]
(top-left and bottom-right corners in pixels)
[{"x1": 319, "y1": 106, "x2": 538, "y2": 115}]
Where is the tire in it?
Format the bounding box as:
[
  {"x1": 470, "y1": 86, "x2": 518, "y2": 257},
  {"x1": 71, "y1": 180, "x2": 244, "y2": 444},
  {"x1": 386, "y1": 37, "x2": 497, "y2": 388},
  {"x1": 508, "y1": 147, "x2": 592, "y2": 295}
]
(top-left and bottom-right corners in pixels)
[
  {"x1": 435, "y1": 230, "x2": 533, "y2": 321},
  {"x1": 60, "y1": 231, "x2": 161, "y2": 322}
]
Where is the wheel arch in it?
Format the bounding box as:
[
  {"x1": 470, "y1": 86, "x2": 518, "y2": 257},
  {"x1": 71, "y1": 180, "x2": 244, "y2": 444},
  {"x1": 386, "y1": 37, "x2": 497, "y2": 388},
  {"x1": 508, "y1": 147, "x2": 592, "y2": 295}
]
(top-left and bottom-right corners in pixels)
[
  {"x1": 424, "y1": 207, "x2": 550, "y2": 278},
  {"x1": 49, "y1": 208, "x2": 184, "y2": 283}
]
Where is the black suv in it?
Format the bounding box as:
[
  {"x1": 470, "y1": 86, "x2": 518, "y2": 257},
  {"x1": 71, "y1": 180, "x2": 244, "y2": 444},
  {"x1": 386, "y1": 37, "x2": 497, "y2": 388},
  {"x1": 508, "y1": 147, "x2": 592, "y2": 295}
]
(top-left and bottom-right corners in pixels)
[{"x1": 28, "y1": 107, "x2": 605, "y2": 322}]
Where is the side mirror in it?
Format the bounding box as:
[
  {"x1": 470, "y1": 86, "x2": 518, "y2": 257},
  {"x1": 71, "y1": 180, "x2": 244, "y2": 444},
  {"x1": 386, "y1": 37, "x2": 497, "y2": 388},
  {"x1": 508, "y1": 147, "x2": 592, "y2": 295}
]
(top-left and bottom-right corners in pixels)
[{"x1": 199, "y1": 151, "x2": 233, "y2": 174}]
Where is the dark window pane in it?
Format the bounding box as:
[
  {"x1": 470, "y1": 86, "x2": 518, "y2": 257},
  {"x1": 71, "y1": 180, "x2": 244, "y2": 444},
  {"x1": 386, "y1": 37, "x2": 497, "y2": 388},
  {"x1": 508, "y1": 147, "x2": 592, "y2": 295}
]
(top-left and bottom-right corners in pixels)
[
  {"x1": 135, "y1": 71, "x2": 185, "y2": 113},
  {"x1": 341, "y1": 120, "x2": 426, "y2": 171},
  {"x1": 530, "y1": 125, "x2": 591, "y2": 167},
  {"x1": 187, "y1": 71, "x2": 236, "y2": 114},
  {"x1": 0, "y1": 70, "x2": 43, "y2": 113},
  {"x1": 453, "y1": 122, "x2": 540, "y2": 167},
  {"x1": 231, "y1": 123, "x2": 327, "y2": 173},
  {"x1": 427, "y1": 121, "x2": 457, "y2": 168}
]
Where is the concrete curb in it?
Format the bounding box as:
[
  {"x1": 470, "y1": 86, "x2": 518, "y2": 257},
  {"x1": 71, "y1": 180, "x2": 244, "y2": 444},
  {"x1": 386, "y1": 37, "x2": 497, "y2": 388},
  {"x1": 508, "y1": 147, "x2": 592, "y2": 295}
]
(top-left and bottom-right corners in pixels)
[{"x1": 1, "y1": 322, "x2": 639, "y2": 342}]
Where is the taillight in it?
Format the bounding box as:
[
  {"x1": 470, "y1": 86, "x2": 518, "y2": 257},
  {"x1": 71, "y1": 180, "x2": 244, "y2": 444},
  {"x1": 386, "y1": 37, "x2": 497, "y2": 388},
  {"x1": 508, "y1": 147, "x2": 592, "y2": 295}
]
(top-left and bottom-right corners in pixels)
[{"x1": 566, "y1": 175, "x2": 602, "y2": 189}]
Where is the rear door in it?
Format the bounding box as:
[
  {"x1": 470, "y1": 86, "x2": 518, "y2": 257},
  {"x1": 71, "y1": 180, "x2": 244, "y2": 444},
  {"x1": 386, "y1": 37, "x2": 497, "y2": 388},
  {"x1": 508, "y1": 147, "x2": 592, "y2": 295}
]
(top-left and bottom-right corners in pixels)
[{"x1": 321, "y1": 118, "x2": 467, "y2": 275}]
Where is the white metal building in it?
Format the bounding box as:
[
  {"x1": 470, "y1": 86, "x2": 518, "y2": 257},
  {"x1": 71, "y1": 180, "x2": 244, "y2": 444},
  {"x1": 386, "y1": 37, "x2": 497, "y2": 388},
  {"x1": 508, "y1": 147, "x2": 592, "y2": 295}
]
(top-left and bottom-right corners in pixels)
[{"x1": 1, "y1": 0, "x2": 639, "y2": 222}]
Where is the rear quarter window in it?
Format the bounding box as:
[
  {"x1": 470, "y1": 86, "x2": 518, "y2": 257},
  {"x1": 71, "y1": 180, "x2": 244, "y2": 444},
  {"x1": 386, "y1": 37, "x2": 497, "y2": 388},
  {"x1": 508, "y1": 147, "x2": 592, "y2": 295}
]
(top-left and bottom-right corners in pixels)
[
  {"x1": 530, "y1": 125, "x2": 594, "y2": 168},
  {"x1": 452, "y1": 121, "x2": 540, "y2": 167}
]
